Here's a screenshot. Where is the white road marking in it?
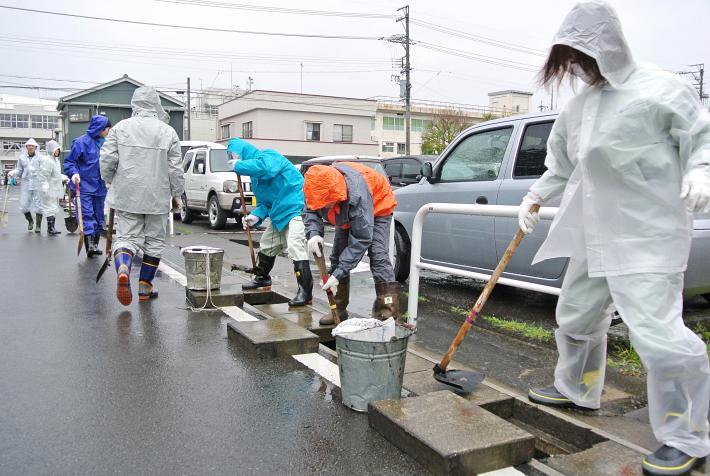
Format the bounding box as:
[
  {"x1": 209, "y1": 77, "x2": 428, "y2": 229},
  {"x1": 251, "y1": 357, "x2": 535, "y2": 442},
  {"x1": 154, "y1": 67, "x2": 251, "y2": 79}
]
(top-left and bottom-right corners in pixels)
[
  {"x1": 158, "y1": 261, "x2": 187, "y2": 287},
  {"x1": 221, "y1": 306, "x2": 259, "y2": 322},
  {"x1": 293, "y1": 353, "x2": 340, "y2": 387},
  {"x1": 480, "y1": 468, "x2": 525, "y2": 476}
]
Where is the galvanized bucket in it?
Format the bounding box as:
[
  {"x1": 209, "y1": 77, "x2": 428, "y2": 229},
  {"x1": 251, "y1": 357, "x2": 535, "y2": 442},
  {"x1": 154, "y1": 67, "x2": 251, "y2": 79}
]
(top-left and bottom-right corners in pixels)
[
  {"x1": 335, "y1": 325, "x2": 413, "y2": 412},
  {"x1": 182, "y1": 246, "x2": 224, "y2": 291}
]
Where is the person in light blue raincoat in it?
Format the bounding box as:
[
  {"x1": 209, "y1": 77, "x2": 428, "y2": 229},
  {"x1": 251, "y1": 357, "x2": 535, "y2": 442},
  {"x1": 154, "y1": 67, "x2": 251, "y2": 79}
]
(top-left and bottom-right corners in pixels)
[
  {"x1": 64, "y1": 115, "x2": 111, "y2": 257},
  {"x1": 227, "y1": 138, "x2": 312, "y2": 307}
]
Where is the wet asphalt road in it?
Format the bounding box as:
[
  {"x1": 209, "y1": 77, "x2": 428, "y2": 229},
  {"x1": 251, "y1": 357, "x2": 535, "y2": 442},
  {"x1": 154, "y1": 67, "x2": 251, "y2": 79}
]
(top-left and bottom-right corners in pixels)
[{"x1": 0, "y1": 190, "x2": 424, "y2": 475}]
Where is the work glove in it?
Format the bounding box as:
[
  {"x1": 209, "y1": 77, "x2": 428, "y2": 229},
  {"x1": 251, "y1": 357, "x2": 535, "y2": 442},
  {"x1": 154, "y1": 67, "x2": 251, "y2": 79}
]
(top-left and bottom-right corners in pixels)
[
  {"x1": 242, "y1": 214, "x2": 259, "y2": 229},
  {"x1": 308, "y1": 235, "x2": 325, "y2": 257},
  {"x1": 71, "y1": 174, "x2": 80, "y2": 185},
  {"x1": 322, "y1": 275, "x2": 338, "y2": 294},
  {"x1": 680, "y1": 168, "x2": 710, "y2": 213},
  {"x1": 61, "y1": 174, "x2": 69, "y2": 184},
  {"x1": 171, "y1": 197, "x2": 181, "y2": 213},
  {"x1": 518, "y1": 191, "x2": 543, "y2": 235}
]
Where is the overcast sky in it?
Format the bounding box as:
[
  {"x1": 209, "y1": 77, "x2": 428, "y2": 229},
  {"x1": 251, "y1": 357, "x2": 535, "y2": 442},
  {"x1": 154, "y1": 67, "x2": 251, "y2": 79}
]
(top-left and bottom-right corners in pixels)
[{"x1": 1, "y1": 0, "x2": 708, "y2": 110}]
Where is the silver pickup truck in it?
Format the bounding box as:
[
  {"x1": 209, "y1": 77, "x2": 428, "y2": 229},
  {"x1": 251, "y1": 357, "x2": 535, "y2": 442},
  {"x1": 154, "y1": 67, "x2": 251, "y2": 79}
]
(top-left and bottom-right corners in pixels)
[
  {"x1": 179, "y1": 143, "x2": 255, "y2": 229},
  {"x1": 393, "y1": 111, "x2": 710, "y2": 300}
]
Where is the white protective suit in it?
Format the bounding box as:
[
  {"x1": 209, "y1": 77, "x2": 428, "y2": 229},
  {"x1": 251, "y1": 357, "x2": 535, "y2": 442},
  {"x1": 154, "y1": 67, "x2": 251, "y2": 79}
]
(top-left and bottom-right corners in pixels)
[
  {"x1": 100, "y1": 86, "x2": 184, "y2": 257},
  {"x1": 37, "y1": 140, "x2": 64, "y2": 217},
  {"x1": 529, "y1": 1, "x2": 710, "y2": 457},
  {"x1": 14, "y1": 138, "x2": 43, "y2": 214}
]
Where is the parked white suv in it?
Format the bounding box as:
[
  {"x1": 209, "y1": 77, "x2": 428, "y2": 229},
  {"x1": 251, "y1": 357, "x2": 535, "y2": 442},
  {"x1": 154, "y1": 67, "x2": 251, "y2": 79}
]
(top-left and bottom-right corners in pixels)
[{"x1": 179, "y1": 142, "x2": 255, "y2": 229}]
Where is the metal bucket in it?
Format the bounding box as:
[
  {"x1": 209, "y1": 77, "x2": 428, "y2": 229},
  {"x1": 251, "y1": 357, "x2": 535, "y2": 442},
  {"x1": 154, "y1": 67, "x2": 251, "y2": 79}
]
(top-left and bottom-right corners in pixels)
[
  {"x1": 182, "y1": 246, "x2": 224, "y2": 291},
  {"x1": 335, "y1": 325, "x2": 413, "y2": 412}
]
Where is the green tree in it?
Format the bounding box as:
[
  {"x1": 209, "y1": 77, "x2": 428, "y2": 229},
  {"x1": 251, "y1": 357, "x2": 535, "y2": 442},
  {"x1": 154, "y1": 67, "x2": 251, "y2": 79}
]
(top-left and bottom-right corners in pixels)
[{"x1": 420, "y1": 111, "x2": 472, "y2": 155}]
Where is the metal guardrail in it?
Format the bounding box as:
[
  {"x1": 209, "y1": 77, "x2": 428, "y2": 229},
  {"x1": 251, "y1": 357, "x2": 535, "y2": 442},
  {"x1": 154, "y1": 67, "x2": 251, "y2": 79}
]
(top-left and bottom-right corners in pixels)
[{"x1": 406, "y1": 203, "x2": 560, "y2": 325}]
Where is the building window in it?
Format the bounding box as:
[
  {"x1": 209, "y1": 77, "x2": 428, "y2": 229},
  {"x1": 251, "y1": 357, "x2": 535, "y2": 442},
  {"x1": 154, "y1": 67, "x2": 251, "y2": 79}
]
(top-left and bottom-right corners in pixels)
[
  {"x1": 411, "y1": 118, "x2": 433, "y2": 132},
  {"x1": 242, "y1": 121, "x2": 253, "y2": 139},
  {"x1": 306, "y1": 122, "x2": 321, "y2": 141},
  {"x1": 383, "y1": 116, "x2": 404, "y2": 131},
  {"x1": 515, "y1": 105, "x2": 520, "y2": 112},
  {"x1": 382, "y1": 142, "x2": 395, "y2": 153},
  {"x1": 0, "y1": 114, "x2": 30, "y2": 129},
  {"x1": 397, "y1": 143, "x2": 406, "y2": 154},
  {"x1": 68, "y1": 109, "x2": 90, "y2": 122},
  {"x1": 30, "y1": 115, "x2": 59, "y2": 129},
  {"x1": 333, "y1": 124, "x2": 353, "y2": 142},
  {"x1": 1, "y1": 140, "x2": 23, "y2": 150},
  {"x1": 204, "y1": 104, "x2": 219, "y2": 117},
  {"x1": 220, "y1": 123, "x2": 231, "y2": 140}
]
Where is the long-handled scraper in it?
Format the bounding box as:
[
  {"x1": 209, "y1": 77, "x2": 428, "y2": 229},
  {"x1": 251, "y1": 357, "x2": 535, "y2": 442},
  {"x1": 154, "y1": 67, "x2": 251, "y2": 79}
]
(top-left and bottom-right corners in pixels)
[
  {"x1": 96, "y1": 208, "x2": 115, "y2": 282},
  {"x1": 0, "y1": 182, "x2": 9, "y2": 227},
  {"x1": 433, "y1": 204, "x2": 540, "y2": 392},
  {"x1": 64, "y1": 183, "x2": 78, "y2": 233},
  {"x1": 74, "y1": 179, "x2": 85, "y2": 256}
]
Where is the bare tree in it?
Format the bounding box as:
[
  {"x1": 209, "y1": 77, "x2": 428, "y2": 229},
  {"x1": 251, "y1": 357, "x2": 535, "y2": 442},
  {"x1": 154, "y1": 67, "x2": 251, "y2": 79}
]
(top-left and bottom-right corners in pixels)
[{"x1": 420, "y1": 109, "x2": 473, "y2": 155}]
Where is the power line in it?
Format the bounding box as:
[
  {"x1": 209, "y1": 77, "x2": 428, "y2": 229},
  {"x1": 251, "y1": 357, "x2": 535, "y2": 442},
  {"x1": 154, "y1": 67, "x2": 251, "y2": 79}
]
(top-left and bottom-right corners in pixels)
[
  {"x1": 0, "y1": 5, "x2": 383, "y2": 41},
  {"x1": 153, "y1": 0, "x2": 395, "y2": 19},
  {"x1": 417, "y1": 42, "x2": 539, "y2": 72}
]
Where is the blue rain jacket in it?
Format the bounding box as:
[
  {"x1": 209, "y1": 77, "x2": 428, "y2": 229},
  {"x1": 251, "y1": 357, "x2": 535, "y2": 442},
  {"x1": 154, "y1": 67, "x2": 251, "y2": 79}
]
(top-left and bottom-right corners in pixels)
[
  {"x1": 64, "y1": 115, "x2": 110, "y2": 195},
  {"x1": 228, "y1": 138, "x2": 304, "y2": 232}
]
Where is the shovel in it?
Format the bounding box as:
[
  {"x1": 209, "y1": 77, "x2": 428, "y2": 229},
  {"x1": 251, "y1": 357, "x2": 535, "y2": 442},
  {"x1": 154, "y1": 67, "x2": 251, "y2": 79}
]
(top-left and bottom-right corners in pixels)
[
  {"x1": 95, "y1": 208, "x2": 115, "y2": 282},
  {"x1": 313, "y1": 242, "x2": 340, "y2": 325},
  {"x1": 74, "y1": 179, "x2": 85, "y2": 256},
  {"x1": 433, "y1": 204, "x2": 540, "y2": 392},
  {"x1": 236, "y1": 173, "x2": 257, "y2": 273},
  {"x1": 65, "y1": 184, "x2": 78, "y2": 233},
  {"x1": 0, "y1": 182, "x2": 9, "y2": 226}
]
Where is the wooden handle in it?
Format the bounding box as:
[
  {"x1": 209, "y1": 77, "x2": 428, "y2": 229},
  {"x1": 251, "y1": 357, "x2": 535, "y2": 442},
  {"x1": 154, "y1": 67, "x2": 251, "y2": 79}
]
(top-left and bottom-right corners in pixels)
[
  {"x1": 313, "y1": 243, "x2": 340, "y2": 325},
  {"x1": 236, "y1": 173, "x2": 257, "y2": 270},
  {"x1": 105, "y1": 209, "x2": 115, "y2": 255},
  {"x1": 438, "y1": 204, "x2": 540, "y2": 371}
]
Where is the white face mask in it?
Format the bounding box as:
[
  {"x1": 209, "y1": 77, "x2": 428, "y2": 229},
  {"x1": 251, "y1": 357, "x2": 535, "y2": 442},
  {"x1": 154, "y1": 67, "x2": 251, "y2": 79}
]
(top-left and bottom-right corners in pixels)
[{"x1": 570, "y1": 63, "x2": 593, "y2": 84}]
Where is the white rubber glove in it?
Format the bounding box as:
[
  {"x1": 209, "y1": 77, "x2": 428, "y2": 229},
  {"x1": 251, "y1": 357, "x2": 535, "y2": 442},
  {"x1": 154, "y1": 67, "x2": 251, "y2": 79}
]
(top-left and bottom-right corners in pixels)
[
  {"x1": 61, "y1": 174, "x2": 69, "y2": 184},
  {"x1": 308, "y1": 235, "x2": 325, "y2": 257},
  {"x1": 680, "y1": 168, "x2": 710, "y2": 213},
  {"x1": 518, "y1": 191, "x2": 543, "y2": 234},
  {"x1": 72, "y1": 174, "x2": 80, "y2": 184},
  {"x1": 322, "y1": 275, "x2": 338, "y2": 293},
  {"x1": 8, "y1": 170, "x2": 16, "y2": 177},
  {"x1": 242, "y1": 214, "x2": 259, "y2": 228}
]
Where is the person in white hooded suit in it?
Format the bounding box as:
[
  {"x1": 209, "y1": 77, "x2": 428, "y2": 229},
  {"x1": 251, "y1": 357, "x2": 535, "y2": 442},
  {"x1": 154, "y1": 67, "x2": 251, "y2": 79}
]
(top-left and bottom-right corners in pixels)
[
  {"x1": 38, "y1": 140, "x2": 67, "y2": 236},
  {"x1": 10, "y1": 138, "x2": 43, "y2": 231},
  {"x1": 519, "y1": 2, "x2": 710, "y2": 474}
]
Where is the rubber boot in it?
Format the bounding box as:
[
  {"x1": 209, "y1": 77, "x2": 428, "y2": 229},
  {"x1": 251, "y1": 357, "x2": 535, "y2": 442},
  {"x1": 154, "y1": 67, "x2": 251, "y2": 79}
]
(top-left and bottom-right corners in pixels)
[
  {"x1": 138, "y1": 255, "x2": 160, "y2": 301},
  {"x1": 34, "y1": 214, "x2": 42, "y2": 233},
  {"x1": 372, "y1": 282, "x2": 400, "y2": 321},
  {"x1": 288, "y1": 260, "x2": 313, "y2": 307},
  {"x1": 84, "y1": 236, "x2": 92, "y2": 256},
  {"x1": 24, "y1": 212, "x2": 33, "y2": 231},
  {"x1": 242, "y1": 252, "x2": 276, "y2": 290},
  {"x1": 319, "y1": 277, "x2": 350, "y2": 325},
  {"x1": 93, "y1": 235, "x2": 103, "y2": 256},
  {"x1": 47, "y1": 216, "x2": 61, "y2": 235},
  {"x1": 114, "y1": 248, "x2": 134, "y2": 306}
]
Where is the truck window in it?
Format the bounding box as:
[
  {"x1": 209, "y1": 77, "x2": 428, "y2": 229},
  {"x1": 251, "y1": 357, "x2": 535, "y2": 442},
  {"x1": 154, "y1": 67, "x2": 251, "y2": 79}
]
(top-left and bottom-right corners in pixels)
[
  {"x1": 192, "y1": 152, "x2": 206, "y2": 175},
  {"x1": 513, "y1": 121, "x2": 553, "y2": 179},
  {"x1": 182, "y1": 152, "x2": 194, "y2": 173},
  {"x1": 439, "y1": 127, "x2": 513, "y2": 182},
  {"x1": 401, "y1": 160, "x2": 421, "y2": 180}
]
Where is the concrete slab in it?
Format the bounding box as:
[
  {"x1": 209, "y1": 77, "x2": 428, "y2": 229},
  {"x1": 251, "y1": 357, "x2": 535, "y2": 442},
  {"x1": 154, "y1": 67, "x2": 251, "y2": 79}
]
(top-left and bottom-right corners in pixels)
[
  {"x1": 368, "y1": 390, "x2": 535, "y2": 475},
  {"x1": 404, "y1": 352, "x2": 436, "y2": 374},
  {"x1": 242, "y1": 289, "x2": 289, "y2": 305},
  {"x1": 544, "y1": 440, "x2": 643, "y2": 475},
  {"x1": 186, "y1": 285, "x2": 244, "y2": 308},
  {"x1": 402, "y1": 371, "x2": 515, "y2": 419},
  {"x1": 227, "y1": 318, "x2": 319, "y2": 358},
  {"x1": 257, "y1": 303, "x2": 335, "y2": 342}
]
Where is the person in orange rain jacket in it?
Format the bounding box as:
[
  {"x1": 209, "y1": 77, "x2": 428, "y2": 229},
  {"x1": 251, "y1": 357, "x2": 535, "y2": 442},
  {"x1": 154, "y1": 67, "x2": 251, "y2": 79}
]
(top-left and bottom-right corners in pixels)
[{"x1": 303, "y1": 162, "x2": 398, "y2": 325}]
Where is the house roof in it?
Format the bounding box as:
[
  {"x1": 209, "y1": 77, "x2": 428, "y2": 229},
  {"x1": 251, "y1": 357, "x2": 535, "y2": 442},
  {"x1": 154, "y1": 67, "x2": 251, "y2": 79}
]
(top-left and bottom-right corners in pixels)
[
  {"x1": 487, "y1": 90, "x2": 533, "y2": 97},
  {"x1": 57, "y1": 74, "x2": 184, "y2": 110}
]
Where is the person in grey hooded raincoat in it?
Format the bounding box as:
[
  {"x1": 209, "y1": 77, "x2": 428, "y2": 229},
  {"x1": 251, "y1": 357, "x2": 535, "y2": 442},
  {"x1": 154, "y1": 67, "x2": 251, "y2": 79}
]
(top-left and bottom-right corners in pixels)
[
  {"x1": 37, "y1": 140, "x2": 66, "y2": 236},
  {"x1": 518, "y1": 2, "x2": 710, "y2": 474},
  {"x1": 100, "y1": 86, "x2": 184, "y2": 306},
  {"x1": 10, "y1": 138, "x2": 43, "y2": 231}
]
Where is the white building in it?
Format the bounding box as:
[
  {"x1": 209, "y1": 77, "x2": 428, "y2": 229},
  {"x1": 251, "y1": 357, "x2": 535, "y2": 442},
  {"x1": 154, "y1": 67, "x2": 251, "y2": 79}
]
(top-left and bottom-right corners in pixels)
[
  {"x1": 217, "y1": 90, "x2": 378, "y2": 162},
  {"x1": 0, "y1": 94, "x2": 61, "y2": 172},
  {"x1": 487, "y1": 90, "x2": 533, "y2": 116},
  {"x1": 187, "y1": 88, "x2": 237, "y2": 142}
]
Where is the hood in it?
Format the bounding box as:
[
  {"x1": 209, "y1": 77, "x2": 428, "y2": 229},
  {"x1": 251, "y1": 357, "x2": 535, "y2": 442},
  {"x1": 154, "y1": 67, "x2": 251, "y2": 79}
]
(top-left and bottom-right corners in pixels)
[
  {"x1": 553, "y1": 1, "x2": 635, "y2": 88},
  {"x1": 227, "y1": 137, "x2": 261, "y2": 162},
  {"x1": 46, "y1": 140, "x2": 60, "y2": 157},
  {"x1": 131, "y1": 85, "x2": 170, "y2": 123},
  {"x1": 303, "y1": 165, "x2": 347, "y2": 210},
  {"x1": 25, "y1": 138, "x2": 39, "y2": 148},
  {"x1": 86, "y1": 115, "x2": 110, "y2": 138}
]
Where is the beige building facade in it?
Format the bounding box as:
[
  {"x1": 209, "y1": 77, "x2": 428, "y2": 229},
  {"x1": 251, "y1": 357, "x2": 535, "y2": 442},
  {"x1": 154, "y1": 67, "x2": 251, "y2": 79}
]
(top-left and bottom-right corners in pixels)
[{"x1": 487, "y1": 90, "x2": 533, "y2": 116}]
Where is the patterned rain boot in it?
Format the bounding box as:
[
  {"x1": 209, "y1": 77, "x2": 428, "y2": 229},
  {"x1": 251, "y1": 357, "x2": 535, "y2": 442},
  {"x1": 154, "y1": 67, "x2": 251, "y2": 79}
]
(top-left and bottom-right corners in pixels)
[
  {"x1": 114, "y1": 248, "x2": 134, "y2": 306},
  {"x1": 372, "y1": 282, "x2": 400, "y2": 321},
  {"x1": 319, "y1": 277, "x2": 350, "y2": 326},
  {"x1": 138, "y1": 255, "x2": 161, "y2": 301},
  {"x1": 47, "y1": 217, "x2": 61, "y2": 236}
]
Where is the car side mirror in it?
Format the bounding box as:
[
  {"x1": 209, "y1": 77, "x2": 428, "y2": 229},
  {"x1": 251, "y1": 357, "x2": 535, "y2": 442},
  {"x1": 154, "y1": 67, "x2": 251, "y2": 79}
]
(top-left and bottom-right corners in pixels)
[
  {"x1": 421, "y1": 162, "x2": 434, "y2": 181},
  {"x1": 197, "y1": 163, "x2": 205, "y2": 174}
]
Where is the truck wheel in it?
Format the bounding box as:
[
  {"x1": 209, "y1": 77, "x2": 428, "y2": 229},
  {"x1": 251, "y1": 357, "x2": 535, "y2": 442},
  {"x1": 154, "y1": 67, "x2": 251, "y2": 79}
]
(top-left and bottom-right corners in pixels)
[
  {"x1": 208, "y1": 195, "x2": 227, "y2": 230},
  {"x1": 180, "y1": 194, "x2": 195, "y2": 224},
  {"x1": 394, "y1": 225, "x2": 410, "y2": 283}
]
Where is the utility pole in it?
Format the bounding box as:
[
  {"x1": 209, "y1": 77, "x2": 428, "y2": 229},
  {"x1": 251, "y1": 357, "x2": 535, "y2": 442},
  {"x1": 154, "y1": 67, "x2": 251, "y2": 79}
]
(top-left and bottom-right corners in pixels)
[
  {"x1": 186, "y1": 77, "x2": 191, "y2": 140},
  {"x1": 396, "y1": 5, "x2": 411, "y2": 155},
  {"x1": 300, "y1": 63, "x2": 303, "y2": 94},
  {"x1": 677, "y1": 64, "x2": 708, "y2": 107},
  {"x1": 247, "y1": 76, "x2": 254, "y2": 92}
]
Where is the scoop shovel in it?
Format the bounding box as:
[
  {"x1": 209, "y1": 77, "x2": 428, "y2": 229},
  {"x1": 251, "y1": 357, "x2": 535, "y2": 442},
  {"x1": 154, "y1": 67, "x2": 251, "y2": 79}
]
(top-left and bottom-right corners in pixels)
[
  {"x1": 433, "y1": 204, "x2": 540, "y2": 392},
  {"x1": 95, "y1": 208, "x2": 115, "y2": 282},
  {"x1": 0, "y1": 182, "x2": 9, "y2": 227},
  {"x1": 65, "y1": 184, "x2": 78, "y2": 233},
  {"x1": 74, "y1": 180, "x2": 85, "y2": 256}
]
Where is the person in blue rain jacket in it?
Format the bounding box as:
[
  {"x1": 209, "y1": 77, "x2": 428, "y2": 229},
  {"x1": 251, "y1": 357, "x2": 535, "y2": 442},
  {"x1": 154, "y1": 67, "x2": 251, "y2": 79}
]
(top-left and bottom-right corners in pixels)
[
  {"x1": 64, "y1": 115, "x2": 111, "y2": 257},
  {"x1": 227, "y1": 137, "x2": 312, "y2": 307}
]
